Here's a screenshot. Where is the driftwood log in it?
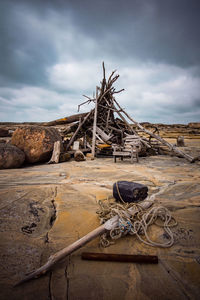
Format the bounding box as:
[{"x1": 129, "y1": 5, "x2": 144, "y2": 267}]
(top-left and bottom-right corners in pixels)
[
  {"x1": 14, "y1": 200, "x2": 153, "y2": 286},
  {"x1": 42, "y1": 112, "x2": 88, "y2": 126}
]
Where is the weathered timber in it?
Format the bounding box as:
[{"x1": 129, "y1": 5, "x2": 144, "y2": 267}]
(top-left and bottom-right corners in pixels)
[
  {"x1": 14, "y1": 225, "x2": 106, "y2": 286},
  {"x1": 81, "y1": 252, "x2": 158, "y2": 263},
  {"x1": 42, "y1": 112, "x2": 88, "y2": 126},
  {"x1": 96, "y1": 126, "x2": 113, "y2": 142},
  {"x1": 15, "y1": 199, "x2": 153, "y2": 286},
  {"x1": 48, "y1": 141, "x2": 61, "y2": 164}
]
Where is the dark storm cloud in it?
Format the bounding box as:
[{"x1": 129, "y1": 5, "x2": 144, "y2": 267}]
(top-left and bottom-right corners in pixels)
[
  {"x1": 0, "y1": 0, "x2": 57, "y2": 86},
  {"x1": 0, "y1": 0, "x2": 200, "y2": 123},
  {"x1": 62, "y1": 0, "x2": 200, "y2": 67}
]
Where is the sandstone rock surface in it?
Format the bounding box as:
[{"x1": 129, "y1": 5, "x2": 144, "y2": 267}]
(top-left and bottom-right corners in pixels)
[
  {"x1": 0, "y1": 143, "x2": 25, "y2": 169},
  {"x1": 11, "y1": 126, "x2": 62, "y2": 163},
  {"x1": 0, "y1": 139, "x2": 200, "y2": 300}
]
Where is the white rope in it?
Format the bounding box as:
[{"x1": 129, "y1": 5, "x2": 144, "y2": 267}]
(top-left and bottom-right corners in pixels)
[{"x1": 96, "y1": 183, "x2": 177, "y2": 248}]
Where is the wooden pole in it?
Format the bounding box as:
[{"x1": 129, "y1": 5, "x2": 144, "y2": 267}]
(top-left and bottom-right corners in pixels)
[
  {"x1": 14, "y1": 200, "x2": 153, "y2": 287},
  {"x1": 92, "y1": 87, "x2": 98, "y2": 157},
  {"x1": 14, "y1": 225, "x2": 106, "y2": 287}
]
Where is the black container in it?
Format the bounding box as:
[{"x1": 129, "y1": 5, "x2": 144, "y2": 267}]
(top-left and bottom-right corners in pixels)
[{"x1": 113, "y1": 181, "x2": 148, "y2": 203}]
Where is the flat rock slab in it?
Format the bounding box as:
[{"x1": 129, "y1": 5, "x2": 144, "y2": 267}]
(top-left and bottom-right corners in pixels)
[{"x1": 0, "y1": 152, "x2": 200, "y2": 299}]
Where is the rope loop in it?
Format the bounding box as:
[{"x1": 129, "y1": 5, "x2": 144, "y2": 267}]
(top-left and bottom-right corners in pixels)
[{"x1": 97, "y1": 197, "x2": 177, "y2": 248}]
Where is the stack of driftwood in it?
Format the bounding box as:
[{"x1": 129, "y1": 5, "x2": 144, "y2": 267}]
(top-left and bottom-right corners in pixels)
[{"x1": 44, "y1": 63, "x2": 194, "y2": 163}]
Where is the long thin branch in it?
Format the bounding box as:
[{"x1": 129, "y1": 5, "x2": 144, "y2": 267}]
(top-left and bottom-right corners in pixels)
[{"x1": 113, "y1": 98, "x2": 194, "y2": 162}]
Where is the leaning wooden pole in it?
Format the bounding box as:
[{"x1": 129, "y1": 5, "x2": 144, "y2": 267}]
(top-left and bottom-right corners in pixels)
[
  {"x1": 113, "y1": 99, "x2": 194, "y2": 162},
  {"x1": 14, "y1": 225, "x2": 106, "y2": 287},
  {"x1": 14, "y1": 199, "x2": 155, "y2": 287},
  {"x1": 15, "y1": 199, "x2": 154, "y2": 287},
  {"x1": 91, "y1": 87, "x2": 98, "y2": 157}
]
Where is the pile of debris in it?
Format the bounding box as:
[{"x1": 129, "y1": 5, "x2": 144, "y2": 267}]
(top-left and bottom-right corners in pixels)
[{"x1": 44, "y1": 63, "x2": 194, "y2": 163}]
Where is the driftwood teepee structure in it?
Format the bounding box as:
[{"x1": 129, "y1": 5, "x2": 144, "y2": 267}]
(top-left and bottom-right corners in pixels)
[{"x1": 45, "y1": 63, "x2": 194, "y2": 163}]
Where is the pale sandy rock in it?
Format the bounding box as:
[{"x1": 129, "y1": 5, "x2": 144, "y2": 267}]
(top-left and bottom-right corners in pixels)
[{"x1": 0, "y1": 138, "x2": 200, "y2": 299}]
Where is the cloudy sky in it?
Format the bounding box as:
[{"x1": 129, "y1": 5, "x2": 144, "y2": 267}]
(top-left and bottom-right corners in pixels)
[{"x1": 0, "y1": 0, "x2": 200, "y2": 124}]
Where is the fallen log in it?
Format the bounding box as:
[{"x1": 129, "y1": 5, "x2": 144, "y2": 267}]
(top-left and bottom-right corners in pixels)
[{"x1": 42, "y1": 112, "x2": 88, "y2": 126}]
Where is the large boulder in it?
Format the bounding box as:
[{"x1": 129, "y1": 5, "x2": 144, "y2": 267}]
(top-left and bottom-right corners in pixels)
[
  {"x1": 11, "y1": 126, "x2": 63, "y2": 163},
  {"x1": 0, "y1": 128, "x2": 9, "y2": 137},
  {"x1": 0, "y1": 144, "x2": 25, "y2": 169}
]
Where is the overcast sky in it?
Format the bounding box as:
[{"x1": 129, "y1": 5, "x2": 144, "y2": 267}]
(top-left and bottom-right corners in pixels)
[{"x1": 0, "y1": 0, "x2": 200, "y2": 124}]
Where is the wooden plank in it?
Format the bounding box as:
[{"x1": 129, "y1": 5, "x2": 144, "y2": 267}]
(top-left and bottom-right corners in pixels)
[
  {"x1": 113, "y1": 152, "x2": 132, "y2": 156},
  {"x1": 96, "y1": 126, "x2": 113, "y2": 142}
]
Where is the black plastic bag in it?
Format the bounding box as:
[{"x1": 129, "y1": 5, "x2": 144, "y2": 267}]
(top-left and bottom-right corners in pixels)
[{"x1": 113, "y1": 181, "x2": 148, "y2": 203}]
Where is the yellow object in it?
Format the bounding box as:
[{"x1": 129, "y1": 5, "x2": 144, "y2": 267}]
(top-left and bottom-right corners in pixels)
[{"x1": 97, "y1": 144, "x2": 111, "y2": 149}]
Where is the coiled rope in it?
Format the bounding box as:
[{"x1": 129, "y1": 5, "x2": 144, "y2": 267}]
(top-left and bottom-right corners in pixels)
[{"x1": 96, "y1": 184, "x2": 177, "y2": 248}]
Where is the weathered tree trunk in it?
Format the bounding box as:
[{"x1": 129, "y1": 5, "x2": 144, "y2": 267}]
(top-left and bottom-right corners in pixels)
[{"x1": 48, "y1": 141, "x2": 61, "y2": 164}]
